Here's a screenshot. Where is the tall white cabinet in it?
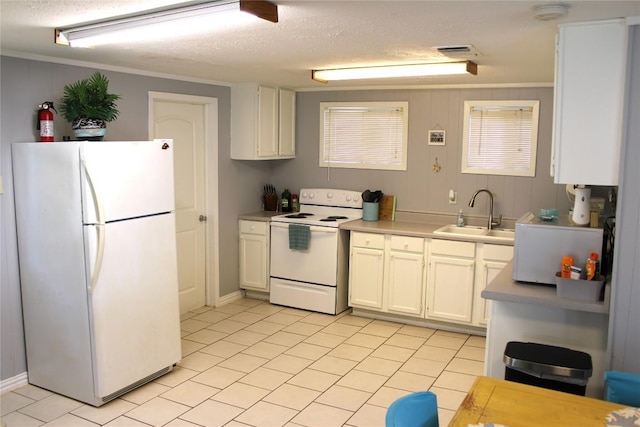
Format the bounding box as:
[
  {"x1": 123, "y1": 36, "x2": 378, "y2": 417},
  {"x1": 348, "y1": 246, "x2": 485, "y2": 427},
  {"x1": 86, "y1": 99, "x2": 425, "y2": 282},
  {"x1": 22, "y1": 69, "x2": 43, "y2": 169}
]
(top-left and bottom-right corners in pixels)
[
  {"x1": 231, "y1": 84, "x2": 296, "y2": 160},
  {"x1": 551, "y1": 19, "x2": 628, "y2": 185}
]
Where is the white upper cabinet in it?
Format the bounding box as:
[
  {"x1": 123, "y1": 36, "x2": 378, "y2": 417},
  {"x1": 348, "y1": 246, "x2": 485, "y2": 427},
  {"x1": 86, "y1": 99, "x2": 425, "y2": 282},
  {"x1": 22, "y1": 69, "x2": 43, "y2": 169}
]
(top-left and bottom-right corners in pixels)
[
  {"x1": 231, "y1": 84, "x2": 296, "y2": 160},
  {"x1": 278, "y1": 88, "x2": 296, "y2": 157},
  {"x1": 551, "y1": 19, "x2": 628, "y2": 185}
]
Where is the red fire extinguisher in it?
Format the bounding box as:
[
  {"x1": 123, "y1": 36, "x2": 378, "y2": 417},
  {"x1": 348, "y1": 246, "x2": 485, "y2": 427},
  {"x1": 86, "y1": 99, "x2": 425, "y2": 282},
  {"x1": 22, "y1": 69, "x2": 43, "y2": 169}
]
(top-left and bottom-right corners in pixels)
[{"x1": 37, "y1": 102, "x2": 56, "y2": 142}]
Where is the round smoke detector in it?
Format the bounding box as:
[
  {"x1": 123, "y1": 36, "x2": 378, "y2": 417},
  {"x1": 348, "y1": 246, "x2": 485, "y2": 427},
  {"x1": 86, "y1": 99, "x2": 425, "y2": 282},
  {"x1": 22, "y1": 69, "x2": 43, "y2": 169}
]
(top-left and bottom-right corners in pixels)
[{"x1": 532, "y1": 3, "x2": 569, "y2": 21}]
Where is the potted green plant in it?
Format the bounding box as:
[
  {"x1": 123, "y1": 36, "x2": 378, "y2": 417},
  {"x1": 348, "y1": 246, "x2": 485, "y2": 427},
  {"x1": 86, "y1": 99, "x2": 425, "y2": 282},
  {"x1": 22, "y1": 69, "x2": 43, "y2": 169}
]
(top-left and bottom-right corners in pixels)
[{"x1": 59, "y1": 71, "x2": 121, "y2": 140}]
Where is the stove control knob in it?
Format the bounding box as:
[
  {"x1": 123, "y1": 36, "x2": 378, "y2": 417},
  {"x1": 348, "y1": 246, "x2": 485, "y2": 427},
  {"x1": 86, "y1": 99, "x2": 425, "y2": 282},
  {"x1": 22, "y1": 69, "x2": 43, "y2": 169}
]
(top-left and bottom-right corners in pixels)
[
  {"x1": 327, "y1": 192, "x2": 333, "y2": 199},
  {"x1": 301, "y1": 192, "x2": 307, "y2": 199},
  {"x1": 309, "y1": 193, "x2": 315, "y2": 199},
  {"x1": 346, "y1": 195, "x2": 352, "y2": 201},
  {"x1": 353, "y1": 195, "x2": 360, "y2": 202}
]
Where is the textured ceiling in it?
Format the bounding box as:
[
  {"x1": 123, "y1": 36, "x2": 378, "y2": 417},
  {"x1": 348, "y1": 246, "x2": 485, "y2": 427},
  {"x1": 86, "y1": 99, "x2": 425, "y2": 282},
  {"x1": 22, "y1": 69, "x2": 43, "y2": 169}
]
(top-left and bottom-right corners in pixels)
[{"x1": 1, "y1": 1, "x2": 639, "y2": 89}]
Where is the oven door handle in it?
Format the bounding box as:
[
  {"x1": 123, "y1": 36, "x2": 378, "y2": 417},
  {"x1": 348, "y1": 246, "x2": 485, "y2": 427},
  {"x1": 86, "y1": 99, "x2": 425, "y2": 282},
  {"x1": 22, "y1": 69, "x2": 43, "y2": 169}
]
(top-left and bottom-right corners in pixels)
[{"x1": 270, "y1": 222, "x2": 338, "y2": 233}]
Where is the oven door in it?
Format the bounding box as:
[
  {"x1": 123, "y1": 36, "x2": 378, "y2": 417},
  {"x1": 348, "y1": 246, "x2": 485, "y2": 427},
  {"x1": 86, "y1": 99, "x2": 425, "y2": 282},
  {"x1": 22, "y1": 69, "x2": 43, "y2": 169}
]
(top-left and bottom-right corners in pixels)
[{"x1": 270, "y1": 222, "x2": 338, "y2": 286}]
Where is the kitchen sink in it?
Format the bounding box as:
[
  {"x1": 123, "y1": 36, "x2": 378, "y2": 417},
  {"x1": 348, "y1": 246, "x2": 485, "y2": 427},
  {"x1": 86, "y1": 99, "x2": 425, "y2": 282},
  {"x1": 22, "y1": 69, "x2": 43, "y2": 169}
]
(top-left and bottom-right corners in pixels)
[
  {"x1": 433, "y1": 225, "x2": 488, "y2": 236},
  {"x1": 485, "y1": 229, "x2": 515, "y2": 238},
  {"x1": 433, "y1": 224, "x2": 515, "y2": 242}
]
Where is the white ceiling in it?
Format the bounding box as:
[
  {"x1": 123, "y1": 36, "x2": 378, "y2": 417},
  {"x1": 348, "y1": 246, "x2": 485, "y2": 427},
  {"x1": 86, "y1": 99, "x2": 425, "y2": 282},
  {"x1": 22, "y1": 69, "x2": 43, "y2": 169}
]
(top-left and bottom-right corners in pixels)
[{"x1": 1, "y1": 1, "x2": 639, "y2": 89}]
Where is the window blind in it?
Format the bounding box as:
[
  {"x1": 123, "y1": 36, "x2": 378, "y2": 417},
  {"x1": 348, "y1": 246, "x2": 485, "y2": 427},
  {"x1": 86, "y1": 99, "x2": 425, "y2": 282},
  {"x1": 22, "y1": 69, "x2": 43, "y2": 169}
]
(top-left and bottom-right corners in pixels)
[
  {"x1": 462, "y1": 100, "x2": 539, "y2": 177},
  {"x1": 320, "y1": 102, "x2": 408, "y2": 171}
]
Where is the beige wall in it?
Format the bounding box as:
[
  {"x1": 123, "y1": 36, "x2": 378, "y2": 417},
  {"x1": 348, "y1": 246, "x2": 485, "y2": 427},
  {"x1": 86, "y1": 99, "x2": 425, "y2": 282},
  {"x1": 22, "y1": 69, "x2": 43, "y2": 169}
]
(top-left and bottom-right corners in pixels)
[
  {"x1": 0, "y1": 56, "x2": 273, "y2": 382},
  {"x1": 272, "y1": 87, "x2": 577, "y2": 223}
]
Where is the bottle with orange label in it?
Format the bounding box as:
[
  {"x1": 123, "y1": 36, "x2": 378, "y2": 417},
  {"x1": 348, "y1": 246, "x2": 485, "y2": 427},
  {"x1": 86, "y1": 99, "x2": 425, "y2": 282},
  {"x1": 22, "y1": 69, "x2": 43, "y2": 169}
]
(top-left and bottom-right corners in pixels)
[
  {"x1": 561, "y1": 256, "x2": 574, "y2": 279},
  {"x1": 586, "y1": 252, "x2": 599, "y2": 280}
]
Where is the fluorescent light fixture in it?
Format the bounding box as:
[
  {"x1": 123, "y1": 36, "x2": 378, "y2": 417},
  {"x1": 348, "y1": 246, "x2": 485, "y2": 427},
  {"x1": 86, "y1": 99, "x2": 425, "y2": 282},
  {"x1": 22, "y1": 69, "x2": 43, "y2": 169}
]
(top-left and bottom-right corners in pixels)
[
  {"x1": 55, "y1": 0, "x2": 278, "y2": 48},
  {"x1": 312, "y1": 61, "x2": 478, "y2": 83}
]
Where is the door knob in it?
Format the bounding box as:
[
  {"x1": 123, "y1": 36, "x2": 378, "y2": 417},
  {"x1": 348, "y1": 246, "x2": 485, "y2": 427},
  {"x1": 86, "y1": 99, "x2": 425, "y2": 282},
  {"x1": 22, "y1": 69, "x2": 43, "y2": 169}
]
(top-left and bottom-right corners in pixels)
[{"x1": 199, "y1": 215, "x2": 208, "y2": 222}]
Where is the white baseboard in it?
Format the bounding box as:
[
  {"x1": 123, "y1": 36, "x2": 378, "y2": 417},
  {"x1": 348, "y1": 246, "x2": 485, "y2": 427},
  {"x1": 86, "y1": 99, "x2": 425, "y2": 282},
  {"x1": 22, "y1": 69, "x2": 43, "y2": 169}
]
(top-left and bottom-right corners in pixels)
[
  {"x1": 216, "y1": 290, "x2": 244, "y2": 306},
  {"x1": 0, "y1": 372, "x2": 28, "y2": 394},
  {"x1": 243, "y1": 290, "x2": 269, "y2": 301}
]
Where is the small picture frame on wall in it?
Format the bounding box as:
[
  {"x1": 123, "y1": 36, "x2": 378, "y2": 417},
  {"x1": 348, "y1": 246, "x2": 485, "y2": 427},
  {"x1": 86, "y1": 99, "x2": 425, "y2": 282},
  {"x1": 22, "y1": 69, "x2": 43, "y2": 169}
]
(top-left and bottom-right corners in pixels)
[{"x1": 428, "y1": 130, "x2": 446, "y2": 146}]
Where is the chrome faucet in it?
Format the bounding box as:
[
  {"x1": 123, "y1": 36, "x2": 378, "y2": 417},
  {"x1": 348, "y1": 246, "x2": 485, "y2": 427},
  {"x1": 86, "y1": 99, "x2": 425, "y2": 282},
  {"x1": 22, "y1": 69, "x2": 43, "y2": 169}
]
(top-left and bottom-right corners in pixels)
[{"x1": 468, "y1": 189, "x2": 502, "y2": 230}]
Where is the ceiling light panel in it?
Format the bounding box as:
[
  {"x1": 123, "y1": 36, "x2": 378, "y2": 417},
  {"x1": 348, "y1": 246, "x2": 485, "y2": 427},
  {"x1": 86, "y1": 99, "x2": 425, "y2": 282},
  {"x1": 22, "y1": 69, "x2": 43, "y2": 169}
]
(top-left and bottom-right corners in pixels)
[
  {"x1": 312, "y1": 61, "x2": 478, "y2": 83},
  {"x1": 56, "y1": 0, "x2": 278, "y2": 47}
]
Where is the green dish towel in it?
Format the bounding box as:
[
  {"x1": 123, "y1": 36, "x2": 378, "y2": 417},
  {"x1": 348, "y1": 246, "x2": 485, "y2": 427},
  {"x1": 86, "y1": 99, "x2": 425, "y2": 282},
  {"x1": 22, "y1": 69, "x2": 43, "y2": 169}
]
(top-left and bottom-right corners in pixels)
[{"x1": 289, "y1": 224, "x2": 310, "y2": 250}]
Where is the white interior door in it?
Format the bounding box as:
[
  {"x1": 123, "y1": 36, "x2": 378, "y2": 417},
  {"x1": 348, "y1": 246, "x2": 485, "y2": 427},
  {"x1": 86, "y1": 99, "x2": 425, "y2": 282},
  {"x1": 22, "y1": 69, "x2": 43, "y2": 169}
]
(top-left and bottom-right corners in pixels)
[{"x1": 152, "y1": 100, "x2": 206, "y2": 313}]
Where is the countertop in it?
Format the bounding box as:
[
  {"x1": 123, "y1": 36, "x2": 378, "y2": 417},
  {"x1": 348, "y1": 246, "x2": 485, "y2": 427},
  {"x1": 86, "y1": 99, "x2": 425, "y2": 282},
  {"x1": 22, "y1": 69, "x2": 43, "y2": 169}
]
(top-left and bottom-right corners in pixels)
[
  {"x1": 238, "y1": 215, "x2": 516, "y2": 245},
  {"x1": 448, "y1": 376, "x2": 624, "y2": 427},
  {"x1": 340, "y1": 219, "x2": 514, "y2": 246},
  {"x1": 481, "y1": 261, "x2": 610, "y2": 314},
  {"x1": 238, "y1": 211, "x2": 281, "y2": 222}
]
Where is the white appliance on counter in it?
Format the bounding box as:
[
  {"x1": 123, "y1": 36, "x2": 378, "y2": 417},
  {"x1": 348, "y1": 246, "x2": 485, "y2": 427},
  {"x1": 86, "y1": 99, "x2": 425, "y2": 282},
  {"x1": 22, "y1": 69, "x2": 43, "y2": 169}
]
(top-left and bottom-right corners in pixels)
[
  {"x1": 513, "y1": 212, "x2": 604, "y2": 285},
  {"x1": 270, "y1": 188, "x2": 363, "y2": 314},
  {"x1": 12, "y1": 140, "x2": 181, "y2": 407}
]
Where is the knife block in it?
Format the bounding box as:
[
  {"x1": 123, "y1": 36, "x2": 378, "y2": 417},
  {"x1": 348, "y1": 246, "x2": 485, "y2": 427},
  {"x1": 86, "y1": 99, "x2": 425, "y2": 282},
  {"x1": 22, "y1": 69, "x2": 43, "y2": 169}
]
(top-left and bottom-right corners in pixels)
[{"x1": 264, "y1": 194, "x2": 278, "y2": 211}]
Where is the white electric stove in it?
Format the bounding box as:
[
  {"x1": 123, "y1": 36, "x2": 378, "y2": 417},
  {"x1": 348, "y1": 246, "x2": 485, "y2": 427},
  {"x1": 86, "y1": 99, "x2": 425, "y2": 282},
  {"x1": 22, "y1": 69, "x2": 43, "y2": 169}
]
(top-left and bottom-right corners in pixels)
[
  {"x1": 269, "y1": 188, "x2": 363, "y2": 314},
  {"x1": 270, "y1": 188, "x2": 363, "y2": 228}
]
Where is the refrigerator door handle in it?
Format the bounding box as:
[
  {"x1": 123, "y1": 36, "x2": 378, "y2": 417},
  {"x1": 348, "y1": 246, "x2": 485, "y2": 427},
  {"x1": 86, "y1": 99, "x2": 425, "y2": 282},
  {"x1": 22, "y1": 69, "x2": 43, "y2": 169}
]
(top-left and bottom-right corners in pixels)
[{"x1": 81, "y1": 154, "x2": 106, "y2": 292}]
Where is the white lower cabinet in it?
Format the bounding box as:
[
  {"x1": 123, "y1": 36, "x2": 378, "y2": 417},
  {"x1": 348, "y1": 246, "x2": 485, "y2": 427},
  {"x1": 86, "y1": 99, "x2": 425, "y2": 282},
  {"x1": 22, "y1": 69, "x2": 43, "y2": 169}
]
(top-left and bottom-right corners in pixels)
[
  {"x1": 348, "y1": 231, "x2": 512, "y2": 329},
  {"x1": 349, "y1": 233, "x2": 385, "y2": 309},
  {"x1": 349, "y1": 232, "x2": 425, "y2": 317},
  {"x1": 426, "y1": 239, "x2": 476, "y2": 323},
  {"x1": 239, "y1": 220, "x2": 269, "y2": 291},
  {"x1": 473, "y1": 244, "x2": 514, "y2": 326},
  {"x1": 386, "y1": 236, "x2": 426, "y2": 316}
]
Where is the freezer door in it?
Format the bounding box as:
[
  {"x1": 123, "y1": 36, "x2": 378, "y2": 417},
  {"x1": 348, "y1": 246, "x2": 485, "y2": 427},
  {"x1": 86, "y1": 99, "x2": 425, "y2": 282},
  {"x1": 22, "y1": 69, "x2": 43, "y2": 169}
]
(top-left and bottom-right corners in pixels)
[
  {"x1": 84, "y1": 213, "x2": 181, "y2": 398},
  {"x1": 81, "y1": 140, "x2": 176, "y2": 223}
]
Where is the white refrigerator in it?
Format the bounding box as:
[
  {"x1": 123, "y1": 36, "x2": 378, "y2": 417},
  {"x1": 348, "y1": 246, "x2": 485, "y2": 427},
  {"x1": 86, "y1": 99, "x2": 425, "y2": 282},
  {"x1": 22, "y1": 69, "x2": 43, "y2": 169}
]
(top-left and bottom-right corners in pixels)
[{"x1": 12, "y1": 140, "x2": 182, "y2": 406}]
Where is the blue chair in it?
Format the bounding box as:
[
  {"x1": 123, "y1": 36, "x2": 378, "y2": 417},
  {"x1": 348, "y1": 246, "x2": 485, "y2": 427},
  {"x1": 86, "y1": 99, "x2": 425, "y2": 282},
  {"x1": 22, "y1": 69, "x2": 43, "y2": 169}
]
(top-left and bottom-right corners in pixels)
[
  {"x1": 386, "y1": 391, "x2": 439, "y2": 427},
  {"x1": 604, "y1": 371, "x2": 640, "y2": 407}
]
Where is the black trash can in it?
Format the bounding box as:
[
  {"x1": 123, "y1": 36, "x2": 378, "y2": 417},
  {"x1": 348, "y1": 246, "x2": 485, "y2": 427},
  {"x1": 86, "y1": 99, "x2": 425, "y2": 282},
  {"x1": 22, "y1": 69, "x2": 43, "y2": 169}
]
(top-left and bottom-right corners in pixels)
[{"x1": 503, "y1": 341, "x2": 592, "y2": 396}]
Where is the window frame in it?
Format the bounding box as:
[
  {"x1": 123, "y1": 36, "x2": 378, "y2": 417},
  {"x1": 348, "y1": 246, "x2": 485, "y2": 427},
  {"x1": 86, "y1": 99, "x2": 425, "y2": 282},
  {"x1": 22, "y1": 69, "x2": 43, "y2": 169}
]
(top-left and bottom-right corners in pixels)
[
  {"x1": 461, "y1": 100, "x2": 540, "y2": 177},
  {"x1": 319, "y1": 101, "x2": 409, "y2": 171}
]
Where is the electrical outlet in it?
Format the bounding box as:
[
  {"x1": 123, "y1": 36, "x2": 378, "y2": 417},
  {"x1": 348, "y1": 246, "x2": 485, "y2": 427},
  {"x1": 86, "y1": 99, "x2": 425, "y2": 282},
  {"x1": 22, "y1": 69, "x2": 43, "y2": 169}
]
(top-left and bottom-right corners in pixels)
[{"x1": 448, "y1": 189, "x2": 457, "y2": 204}]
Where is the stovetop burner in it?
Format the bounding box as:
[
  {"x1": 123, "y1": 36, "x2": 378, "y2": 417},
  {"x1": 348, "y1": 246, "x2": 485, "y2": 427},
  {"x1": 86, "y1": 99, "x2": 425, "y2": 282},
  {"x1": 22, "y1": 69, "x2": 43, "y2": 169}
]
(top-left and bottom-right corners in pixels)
[
  {"x1": 285, "y1": 213, "x2": 314, "y2": 219},
  {"x1": 319, "y1": 216, "x2": 350, "y2": 222}
]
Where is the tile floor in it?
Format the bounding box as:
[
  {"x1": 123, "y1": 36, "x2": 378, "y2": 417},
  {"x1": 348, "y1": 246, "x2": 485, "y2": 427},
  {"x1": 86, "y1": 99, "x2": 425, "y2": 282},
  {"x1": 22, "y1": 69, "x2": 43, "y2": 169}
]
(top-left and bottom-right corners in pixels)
[{"x1": 0, "y1": 298, "x2": 485, "y2": 427}]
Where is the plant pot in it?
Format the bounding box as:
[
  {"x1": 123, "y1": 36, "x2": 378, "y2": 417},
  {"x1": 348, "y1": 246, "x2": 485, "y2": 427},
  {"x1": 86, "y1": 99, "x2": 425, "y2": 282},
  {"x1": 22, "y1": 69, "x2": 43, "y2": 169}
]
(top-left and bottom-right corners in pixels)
[{"x1": 72, "y1": 118, "x2": 106, "y2": 141}]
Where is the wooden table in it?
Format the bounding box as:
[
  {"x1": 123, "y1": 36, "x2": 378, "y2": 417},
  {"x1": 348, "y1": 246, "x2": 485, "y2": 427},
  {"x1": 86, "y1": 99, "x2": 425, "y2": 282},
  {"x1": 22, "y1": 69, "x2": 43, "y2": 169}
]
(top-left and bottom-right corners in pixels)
[{"x1": 449, "y1": 376, "x2": 625, "y2": 427}]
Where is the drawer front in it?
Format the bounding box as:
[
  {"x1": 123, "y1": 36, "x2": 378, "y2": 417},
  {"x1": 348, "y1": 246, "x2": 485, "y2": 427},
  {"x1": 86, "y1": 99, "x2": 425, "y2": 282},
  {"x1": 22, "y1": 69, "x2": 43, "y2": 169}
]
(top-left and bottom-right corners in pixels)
[
  {"x1": 351, "y1": 232, "x2": 385, "y2": 249},
  {"x1": 390, "y1": 235, "x2": 423, "y2": 253},
  {"x1": 483, "y1": 244, "x2": 514, "y2": 261},
  {"x1": 240, "y1": 220, "x2": 268, "y2": 235},
  {"x1": 431, "y1": 239, "x2": 475, "y2": 258}
]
